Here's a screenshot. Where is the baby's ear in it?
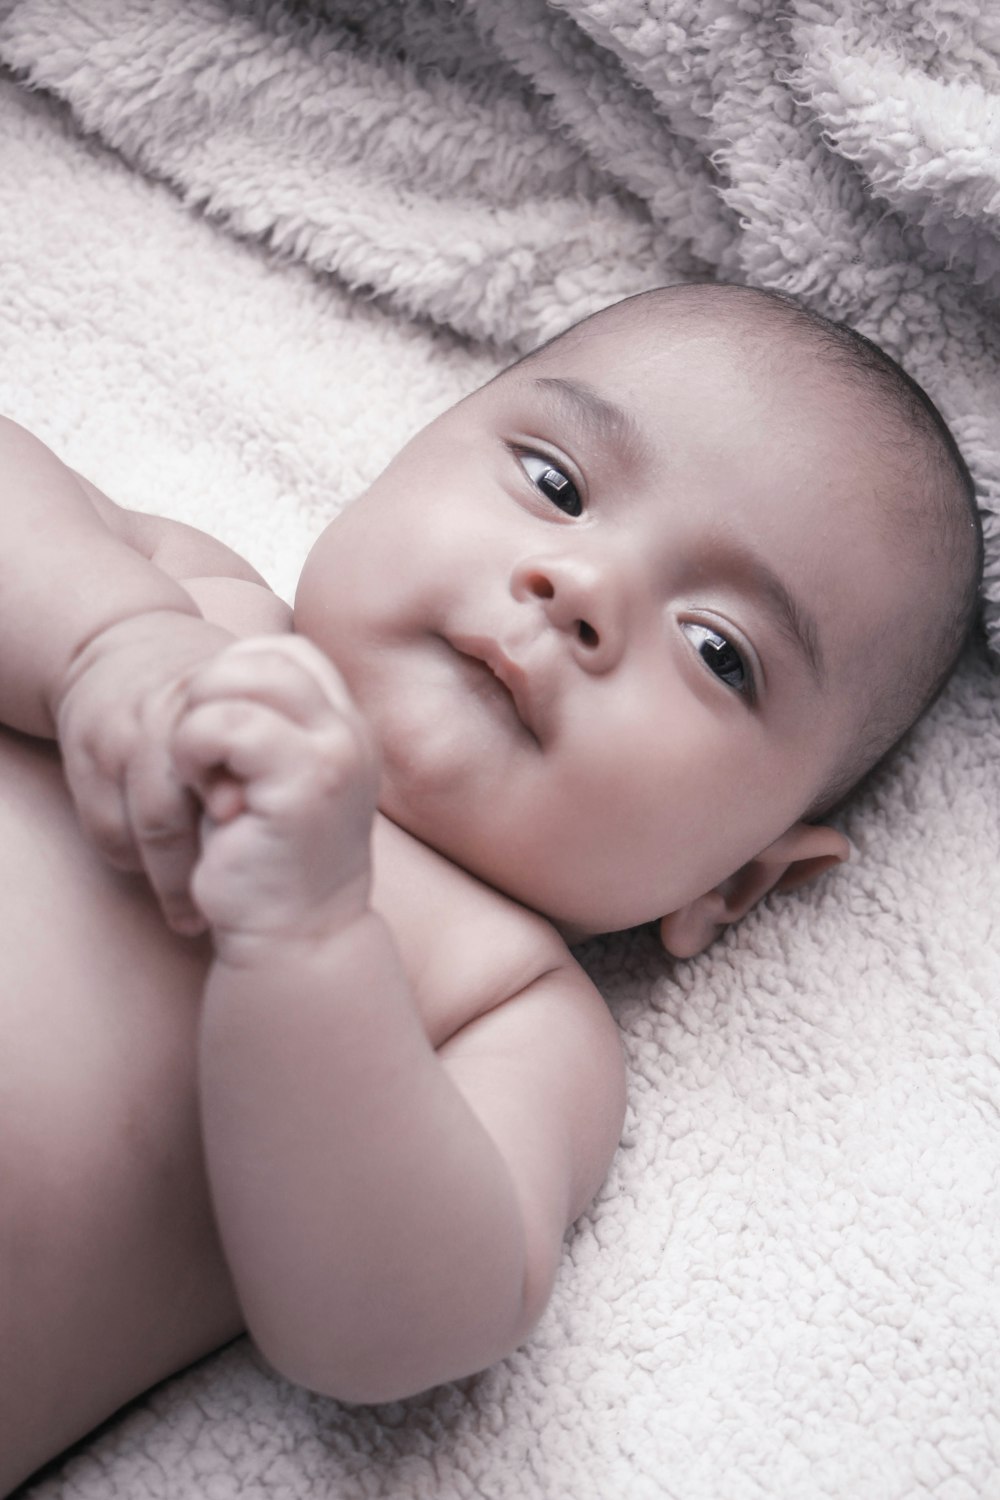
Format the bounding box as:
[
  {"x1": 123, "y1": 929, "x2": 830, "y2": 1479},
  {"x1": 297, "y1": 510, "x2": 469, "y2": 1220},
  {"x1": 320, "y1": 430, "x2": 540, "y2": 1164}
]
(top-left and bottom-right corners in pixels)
[{"x1": 658, "y1": 822, "x2": 851, "y2": 960}]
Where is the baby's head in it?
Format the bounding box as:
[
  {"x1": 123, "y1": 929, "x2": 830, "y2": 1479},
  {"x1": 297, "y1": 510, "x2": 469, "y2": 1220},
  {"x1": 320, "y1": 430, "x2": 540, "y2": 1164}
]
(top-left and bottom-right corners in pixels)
[{"x1": 296, "y1": 283, "x2": 981, "y2": 951}]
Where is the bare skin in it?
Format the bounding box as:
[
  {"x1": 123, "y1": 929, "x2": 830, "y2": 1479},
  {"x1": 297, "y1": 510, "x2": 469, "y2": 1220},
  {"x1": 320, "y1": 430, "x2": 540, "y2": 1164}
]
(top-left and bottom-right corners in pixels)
[
  {"x1": 1, "y1": 582, "x2": 626, "y2": 1492},
  {"x1": 2, "y1": 705, "x2": 613, "y2": 1490},
  {"x1": 0, "y1": 474, "x2": 624, "y2": 1495},
  {"x1": 0, "y1": 289, "x2": 956, "y2": 1494}
]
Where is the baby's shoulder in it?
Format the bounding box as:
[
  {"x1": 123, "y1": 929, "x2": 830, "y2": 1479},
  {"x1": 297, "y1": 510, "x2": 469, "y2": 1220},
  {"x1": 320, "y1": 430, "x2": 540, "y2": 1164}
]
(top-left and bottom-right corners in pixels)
[
  {"x1": 371, "y1": 814, "x2": 586, "y2": 1047},
  {"x1": 74, "y1": 474, "x2": 292, "y2": 637},
  {"x1": 182, "y1": 574, "x2": 292, "y2": 636}
]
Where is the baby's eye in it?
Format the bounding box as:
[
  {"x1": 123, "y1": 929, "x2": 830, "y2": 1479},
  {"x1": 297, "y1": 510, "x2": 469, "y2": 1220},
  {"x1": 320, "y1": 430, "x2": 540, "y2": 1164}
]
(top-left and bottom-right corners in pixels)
[
  {"x1": 517, "y1": 452, "x2": 583, "y2": 516},
  {"x1": 682, "y1": 622, "x2": 753, "y2": 698}
]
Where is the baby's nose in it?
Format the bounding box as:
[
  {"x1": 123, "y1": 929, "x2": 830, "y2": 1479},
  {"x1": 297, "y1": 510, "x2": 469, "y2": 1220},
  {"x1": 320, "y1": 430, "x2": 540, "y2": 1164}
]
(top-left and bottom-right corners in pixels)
[{"x1": 511, "y1": 554, "x2": 625, "y2": 672}]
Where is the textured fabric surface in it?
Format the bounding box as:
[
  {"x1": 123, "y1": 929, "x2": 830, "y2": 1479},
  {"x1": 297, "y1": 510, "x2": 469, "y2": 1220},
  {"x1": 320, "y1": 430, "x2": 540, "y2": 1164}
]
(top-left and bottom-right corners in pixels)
[
  {"x1": 2, "y1": 0, "x2": 1000, "y2": 642},
  {"x1": 1, "y1": 16, "x2": 999, "y2": 1500}
]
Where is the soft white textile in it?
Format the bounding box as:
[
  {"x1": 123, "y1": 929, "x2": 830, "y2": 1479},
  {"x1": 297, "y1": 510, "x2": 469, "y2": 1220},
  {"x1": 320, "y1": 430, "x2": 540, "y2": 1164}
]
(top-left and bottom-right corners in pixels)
[
  {"x1": 0, "y1": 6, "x2": 998, "y2": 1498},
  {"x1": 2, "y1": 0, "x2": 1000, "y2": 638}
]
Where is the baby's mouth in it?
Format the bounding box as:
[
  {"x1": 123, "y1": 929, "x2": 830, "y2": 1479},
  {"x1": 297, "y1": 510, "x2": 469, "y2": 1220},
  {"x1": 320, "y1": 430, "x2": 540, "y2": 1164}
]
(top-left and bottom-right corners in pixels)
[{"x1": 447, "y1": 635, "x2": 542, "y2": 745}]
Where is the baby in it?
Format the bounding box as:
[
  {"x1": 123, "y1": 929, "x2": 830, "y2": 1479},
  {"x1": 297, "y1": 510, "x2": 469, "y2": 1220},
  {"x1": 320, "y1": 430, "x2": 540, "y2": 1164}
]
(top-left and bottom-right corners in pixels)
[{"x1": 0, "y1": 283, "x2": 982, "y2": 1493}]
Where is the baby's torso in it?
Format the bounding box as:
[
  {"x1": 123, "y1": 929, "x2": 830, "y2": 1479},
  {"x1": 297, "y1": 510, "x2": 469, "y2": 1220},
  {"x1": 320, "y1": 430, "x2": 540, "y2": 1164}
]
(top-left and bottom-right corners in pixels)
[{"x1": 0, "y1": 715, "x2": 565, "y2": 1488}]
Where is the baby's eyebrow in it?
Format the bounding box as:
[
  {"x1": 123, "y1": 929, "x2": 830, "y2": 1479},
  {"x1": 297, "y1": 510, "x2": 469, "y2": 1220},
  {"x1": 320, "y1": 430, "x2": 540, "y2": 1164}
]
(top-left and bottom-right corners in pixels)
[
  {"x1": 723, "y1": 536, "x2": 826, "y2": 686},
  {"x1": 531, "y1": 376, "x2": 646, "y2": 466}
]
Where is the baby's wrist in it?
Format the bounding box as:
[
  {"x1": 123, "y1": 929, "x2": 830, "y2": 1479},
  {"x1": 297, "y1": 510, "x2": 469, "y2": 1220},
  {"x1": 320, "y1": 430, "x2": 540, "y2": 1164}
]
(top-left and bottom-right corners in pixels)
[
  {"x1": 75, "y1": 605, "x2": 225, "y2": 669},
  {"x1": 207, "y1": 879, "x2": 374, "y2": 973},
  {"x1": 50, "y1": 605, "x2": 220, "y2": 719}
]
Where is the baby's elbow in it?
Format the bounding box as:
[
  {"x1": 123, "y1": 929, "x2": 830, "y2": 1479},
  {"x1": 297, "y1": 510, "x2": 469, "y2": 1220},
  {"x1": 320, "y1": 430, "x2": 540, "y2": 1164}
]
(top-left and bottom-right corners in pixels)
[
  {"x1": 249, "y1": 1287, "x2": 549, "y2": 1407},
  {"x1": 265, "y1": 1323, "x2": 532, "y2": 1405},
  {"x1": 264, "y1": 1325, "x2": 428, "y2": 1403},
  {"x1": 256, "y1": 1335, "x2": 484, "y2": 1408},
  {"x1": 243, "y1": 1221, "x2": 561, "y2": 1405},
  {"x1": 261, "y1": 1346, "x2": 430, "y2": 1407}
]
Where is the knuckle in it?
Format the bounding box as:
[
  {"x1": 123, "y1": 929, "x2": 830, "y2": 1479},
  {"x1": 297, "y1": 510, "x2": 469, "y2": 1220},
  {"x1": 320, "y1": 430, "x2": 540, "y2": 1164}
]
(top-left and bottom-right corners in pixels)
[
  {"x1": 160, "y1": 899, "x2": 204, "y2": 936},
  {"x1": 65, "y1": 725, "x2": 118, "y2": 772},
  {"x1": 135, "y1": 817, "x2": 188, "y2": 850},
  {"x1": 315, "y1": 719, "x2": 369, "y2": 779},
  {"x1": 224, "y1": 638, "x2": 304, "y2": 680},
  {"x1": 128, "y1": 775, "x2": 193, "y2": 848},
  {"x1": 103, "y1": 845, "x2": 143, "y2": 873},
  {"x1": 86, "y1": 819, "x2": 140, "y2": 869}
]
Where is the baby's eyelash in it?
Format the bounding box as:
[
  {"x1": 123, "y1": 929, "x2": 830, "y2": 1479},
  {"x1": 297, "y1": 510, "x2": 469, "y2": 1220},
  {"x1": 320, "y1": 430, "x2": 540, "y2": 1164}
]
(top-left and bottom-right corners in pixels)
[
  {"x1": 681, "y1": 621, "x2": 755, "y2": 701},
  {"x1": 515, "y1": 451, "x2": 583, "y2": 517}
]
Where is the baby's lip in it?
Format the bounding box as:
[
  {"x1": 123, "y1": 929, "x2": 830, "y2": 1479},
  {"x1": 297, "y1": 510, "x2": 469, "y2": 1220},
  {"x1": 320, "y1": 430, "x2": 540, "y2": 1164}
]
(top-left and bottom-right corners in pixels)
[{"x1": 449, "y1": 634, "x2": 543, "y2": 744}]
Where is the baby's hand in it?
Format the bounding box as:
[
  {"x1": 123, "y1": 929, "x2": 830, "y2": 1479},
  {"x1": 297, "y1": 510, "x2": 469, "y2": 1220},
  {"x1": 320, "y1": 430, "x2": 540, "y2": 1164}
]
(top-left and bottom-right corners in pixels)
[
  {"x1": 171, "y1": 636, "x2": 379, "y2": 962},
  {"x1": 54, "y1": 610, "x2": 235, "y2": 932}
]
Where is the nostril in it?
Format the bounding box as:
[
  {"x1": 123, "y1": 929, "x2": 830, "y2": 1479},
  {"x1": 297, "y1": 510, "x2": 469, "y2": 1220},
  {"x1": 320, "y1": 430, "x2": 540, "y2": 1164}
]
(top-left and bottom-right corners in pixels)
[
  {"x1": 527, "y1": 572, "x2": 555, "y2": 600},
  {"x1": 577, "y1": 620, "x2": 599, "y2": 649}
]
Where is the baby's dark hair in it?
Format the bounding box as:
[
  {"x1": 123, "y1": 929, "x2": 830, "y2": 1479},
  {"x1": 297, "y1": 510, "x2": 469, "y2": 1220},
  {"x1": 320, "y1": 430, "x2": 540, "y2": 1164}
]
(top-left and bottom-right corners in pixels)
[{"x1": 521, "y1": 282, "x2": 984, "y2": 820}]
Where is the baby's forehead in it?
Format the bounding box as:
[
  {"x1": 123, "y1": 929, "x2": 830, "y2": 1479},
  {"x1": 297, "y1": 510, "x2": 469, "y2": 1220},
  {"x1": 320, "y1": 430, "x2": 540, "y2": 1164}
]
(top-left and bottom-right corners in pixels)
[
  {"x1": 500, "y1": 320, "x2": 940, "y2": 642},
  {"x1": 502, "y1": 315, "x2": 875, "y2": 491},
  {"x1": 521, "y1": 303, "x2": 855, "y2": 415},
  {"x1": 482, "y1": 294, "x2": 963, "y2": 592}
]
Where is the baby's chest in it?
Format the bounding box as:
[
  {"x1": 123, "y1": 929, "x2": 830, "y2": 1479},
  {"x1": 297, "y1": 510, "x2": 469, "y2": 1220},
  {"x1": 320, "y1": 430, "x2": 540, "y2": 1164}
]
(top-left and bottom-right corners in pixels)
[
  {"x1": 0, "y1": 730, "x2": 209, "y2": 1122},
  {"x1": 0, "y1": 728, "x2": 219, "y2": 1315},
  {"x1": 0, "y1": 728, "x2": 207, "y2": 1000}
]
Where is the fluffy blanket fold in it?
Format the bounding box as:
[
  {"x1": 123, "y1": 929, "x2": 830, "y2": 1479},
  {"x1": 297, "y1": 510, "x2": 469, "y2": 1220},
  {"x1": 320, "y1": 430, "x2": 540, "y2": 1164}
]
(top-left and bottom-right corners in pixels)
[
  {"x1": 3, "y1": 0, "x2": 1000, "y2": 639},
  {"x1": 1, "y1": 3, "x2": 999, "y2": 1497}
]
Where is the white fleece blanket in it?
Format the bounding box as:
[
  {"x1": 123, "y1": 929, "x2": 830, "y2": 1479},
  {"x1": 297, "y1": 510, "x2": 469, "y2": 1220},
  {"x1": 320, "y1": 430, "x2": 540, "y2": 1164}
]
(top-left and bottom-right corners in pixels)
[
  {"x1": 1, "y1": 5, "x2": 999, "y2": 1498},
  {"x1": 2, "y1": 0, "x2": 1000, "y2": 641}
]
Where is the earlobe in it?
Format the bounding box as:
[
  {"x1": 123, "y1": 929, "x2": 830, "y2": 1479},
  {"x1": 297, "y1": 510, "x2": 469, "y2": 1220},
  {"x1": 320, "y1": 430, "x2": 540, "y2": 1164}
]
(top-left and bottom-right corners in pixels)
[
  {"x1": 658, "y1": 893, "x2": 728, "y2": 960},
  {"x1": 659, "y1": 822, "x2": 851, "y2": 959}
]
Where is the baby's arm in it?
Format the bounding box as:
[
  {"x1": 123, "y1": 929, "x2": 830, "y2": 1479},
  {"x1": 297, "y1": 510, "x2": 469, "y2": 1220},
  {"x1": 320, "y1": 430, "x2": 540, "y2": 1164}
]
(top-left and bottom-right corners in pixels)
[
  {"x1": 174, "y1": 637, "x2": 626, "y2": 1401},
  {"x1": 0, "y1": 416, "x2": 282, "y2": 926},
  {"x1": 0, "y1": 416, "x2": 211, "y2": 737}
]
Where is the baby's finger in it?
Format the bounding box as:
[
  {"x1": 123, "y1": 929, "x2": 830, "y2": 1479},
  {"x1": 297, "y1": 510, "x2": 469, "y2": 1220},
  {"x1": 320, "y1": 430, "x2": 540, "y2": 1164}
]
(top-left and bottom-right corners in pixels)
[
  {"x1": 172, "y1": 699, "x2": 314, "y2": 796},
  {"x1": 123, "y1": 750, "x2": 206, "y2": 933},
  {"x1": 200, "y1": 771, "x2": 246, "y2": 824},
  {"x1": 173, "y1": 698, "x2": 376, "y2": 823},
  {"x1": 184, "y1": 636, "x2": 355, "y2": 727},
  {"x1": 62, "y1": 757, "x2": 142, "y2": 872}
]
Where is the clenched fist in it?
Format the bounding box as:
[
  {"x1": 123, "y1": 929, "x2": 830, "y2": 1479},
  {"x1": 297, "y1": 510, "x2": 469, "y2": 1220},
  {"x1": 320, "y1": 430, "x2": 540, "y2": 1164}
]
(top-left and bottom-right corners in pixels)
[
  {"x1": 54, "y1": 609, "x2": 235, "y2": 933},
  {"x1": 170, "y1": 635, "x2": 380, "y2": 962}
]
